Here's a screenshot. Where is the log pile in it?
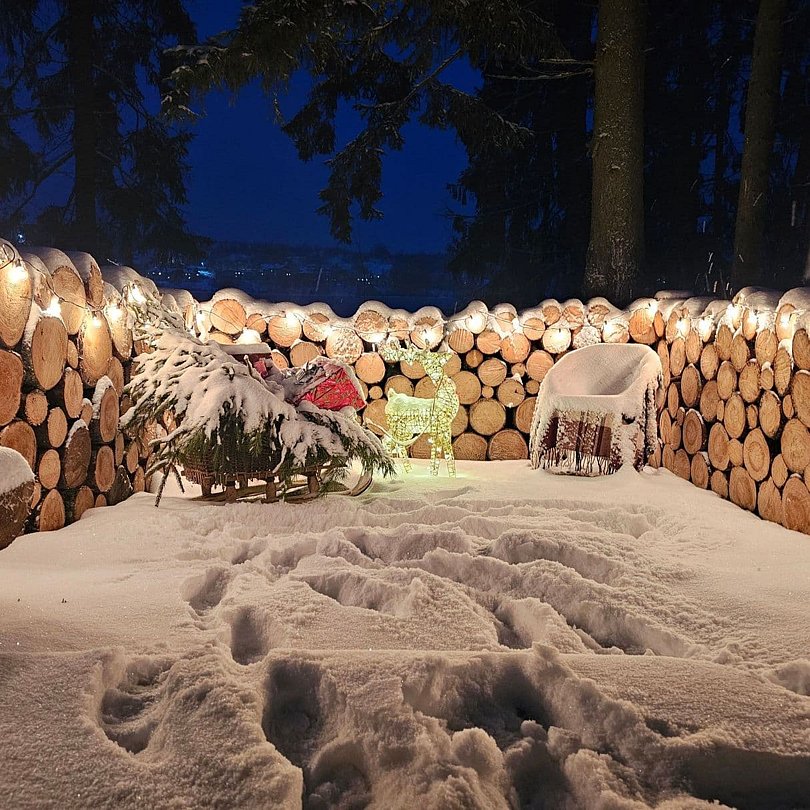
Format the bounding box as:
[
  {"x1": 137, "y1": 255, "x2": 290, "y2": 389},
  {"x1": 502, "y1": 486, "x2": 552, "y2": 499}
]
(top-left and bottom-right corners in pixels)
[
  {"x1": 197, "y1": 288, "x2": 810, "y2": 535},
  {"x1": 5, "y1": 232, "x2": 810, "y2": 542},
  {"x1": 655, "y1": 295, "x2": 810, "y2": 533},
  {"x1": 0, "y1": 240, "x2": 153, "y2": 539}
]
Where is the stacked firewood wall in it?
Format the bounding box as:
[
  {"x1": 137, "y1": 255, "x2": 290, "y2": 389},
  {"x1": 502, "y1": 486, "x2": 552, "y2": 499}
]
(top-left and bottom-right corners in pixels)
[
  {"x1": 200, "y1": 289, "x2": 810, "y2": 535},
  {"x1": 0, "y1": 246, "x2": 152, "y2": 534},
  {"x1": 195, "y1": 295, "x2": 631, "y2": 465},
  {"x1": 656, "y1": 297, "x2": 810, "y2": 534},
  {"x1": 4, "y1": 236, "x2": 810, "y2": 538}
]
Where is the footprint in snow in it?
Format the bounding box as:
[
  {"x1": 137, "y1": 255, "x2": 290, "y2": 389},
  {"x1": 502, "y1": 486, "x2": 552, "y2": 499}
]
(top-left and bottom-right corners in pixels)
[
  {"x1": 226, "y1": 606, "x2": 286, "y2": 665},
  {"x1": 261, "y1": 659, "x2": 371, "y2": 808},
  {"x1": 99, "y1": 657, "x2": 172, "y2": 755},
  {"x1": 230, "y1": 538, "x2": 267, "y2": 565},
  {"x1": 181, "y1": 565, "x2": 233, "y2": 616}
]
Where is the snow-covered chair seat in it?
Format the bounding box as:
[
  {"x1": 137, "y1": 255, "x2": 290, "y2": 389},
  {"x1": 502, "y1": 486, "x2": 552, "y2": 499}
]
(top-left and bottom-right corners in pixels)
[{"x1": 529, "y1": 343, "x2": 662, "y2": 476}]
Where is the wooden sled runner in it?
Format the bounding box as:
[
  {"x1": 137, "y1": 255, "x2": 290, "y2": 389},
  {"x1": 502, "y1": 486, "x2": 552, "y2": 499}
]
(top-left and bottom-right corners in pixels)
[{"x1": 183, "y1": 461, "x2": 374, "y2": 504}]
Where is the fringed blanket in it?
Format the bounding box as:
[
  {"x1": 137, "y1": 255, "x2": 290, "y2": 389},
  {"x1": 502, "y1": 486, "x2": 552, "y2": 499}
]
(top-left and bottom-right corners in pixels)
[{"x1": 529, "y1": 344, "x2": 662, "y2": 476}]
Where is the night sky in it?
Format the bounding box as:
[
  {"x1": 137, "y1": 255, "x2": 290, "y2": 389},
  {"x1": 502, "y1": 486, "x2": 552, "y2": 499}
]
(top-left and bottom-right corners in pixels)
[{"x1": 184, "y1": 1, "x2": 477, "y2": 254}]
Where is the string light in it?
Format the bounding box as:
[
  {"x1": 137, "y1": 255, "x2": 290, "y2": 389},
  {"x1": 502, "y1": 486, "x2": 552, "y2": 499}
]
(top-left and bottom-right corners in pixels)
[
  {"x1": 603, "y1": 321, "x2": 620, "y2": 340},
  {"x1": 91, "y1": 314, "x2": 102, "y2": 328},
  {"x1": 106, "y1": 303, "x2": 122, "y2": 322},
  {"x1": 8, "y1": 260, "x2": 27, "y2": 284},
  {"x1": 698, "y1": 317, "x2": 714, "y2": 340},
  {"x1": 676, "y1": 318, "x2": 689, "y2": 337},
  {"x1": 647, "y1": 300, "x2": 657, "y2": 315},
  {"x1": 45, "y1": 296, "x2": 62, "y2": 318},
  {"x1": 129, "y1": 284, "x2": 146, "y2": 304},
  {"x1": 466, "y1": 311, "x2": 487, "y2": 333}
]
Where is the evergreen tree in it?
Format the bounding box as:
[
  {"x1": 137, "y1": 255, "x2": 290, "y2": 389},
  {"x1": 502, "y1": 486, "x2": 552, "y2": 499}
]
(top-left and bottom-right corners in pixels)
[
  {"x1": 732, "y1": 0, "x2": 789, "y2": 288},
  {"x1": 763, "y1": 0, "x2": 810, "y2": 287},
  {"x1": 165, "y1": 0, "x2": 810, "y2": 301},
  {"x1": 446, "y1": 1, "x2": 593, "y2": 305},
  {"x1": 644, "y1": 1, "x2": 720, "y2": 292},
  {"x1": 0, "y1": 0, "x2": 201, "y2": 263},
  {"x1": 164, "y1": 2, "x2": 568, "y2": 255}
]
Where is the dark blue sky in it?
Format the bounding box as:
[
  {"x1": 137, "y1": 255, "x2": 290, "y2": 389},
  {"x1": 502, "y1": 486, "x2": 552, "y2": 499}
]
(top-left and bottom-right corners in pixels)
[{"x1": 184, "y1": 1, "x2": 477, "y2": 254}]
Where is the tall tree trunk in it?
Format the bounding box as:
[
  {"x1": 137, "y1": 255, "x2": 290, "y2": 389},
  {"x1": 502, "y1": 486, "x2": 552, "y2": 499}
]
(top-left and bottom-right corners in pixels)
[
  {"x1": 584, "y1": 0, "x2": 646, "y2": 305},
  {"x1": 67, "y1": 0, "x2": 97, "y2": 254},
  {"x1": 712, "y1": 8, "x2": 738, "y2": 244},
  {"x1": 797, "y1": 130, "x2": 810, "y2": 282},
  {"x1": 731, "y1": 0, "x2": 788, "y2": 289},
  {"x1": 555, "y1": 7, "x2": 593, "y2": 289}
]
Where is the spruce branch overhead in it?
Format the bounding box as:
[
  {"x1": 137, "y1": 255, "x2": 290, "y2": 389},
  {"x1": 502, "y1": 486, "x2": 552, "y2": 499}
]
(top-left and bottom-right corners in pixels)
[
  {"x1": 163, "y1": 0, "x2": 564, "y2": 243},
  {"x1": 0, "y1": 0, "x2": 201, "y2": 262}
]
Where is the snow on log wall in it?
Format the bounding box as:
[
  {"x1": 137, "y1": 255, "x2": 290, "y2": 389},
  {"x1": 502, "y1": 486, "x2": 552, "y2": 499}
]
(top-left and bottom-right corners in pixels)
[
  {"x1": 0, "y1": 240, "x2": 153, "y2": 540},
  {"x1": 3, "y1": 234, "x2": 810, "y2": 542}
]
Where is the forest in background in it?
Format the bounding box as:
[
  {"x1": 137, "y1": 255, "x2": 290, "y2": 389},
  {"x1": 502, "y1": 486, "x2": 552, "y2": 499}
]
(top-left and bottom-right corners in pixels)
[{"x1": 1, "y1": 0, "x2": 809, "y2": 307}]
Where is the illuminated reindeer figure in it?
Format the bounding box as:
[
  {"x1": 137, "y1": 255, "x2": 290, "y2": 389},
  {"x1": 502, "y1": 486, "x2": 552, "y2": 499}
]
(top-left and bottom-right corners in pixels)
[{"x1": 380, "y1": 341, "x2": 459, "y2": 476}]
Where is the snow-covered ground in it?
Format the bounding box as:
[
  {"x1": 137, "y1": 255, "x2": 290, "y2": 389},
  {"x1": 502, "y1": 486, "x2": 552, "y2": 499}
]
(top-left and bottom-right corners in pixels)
[{"x1": 1, "y1": 461, "x2": 808, "y2": 809}]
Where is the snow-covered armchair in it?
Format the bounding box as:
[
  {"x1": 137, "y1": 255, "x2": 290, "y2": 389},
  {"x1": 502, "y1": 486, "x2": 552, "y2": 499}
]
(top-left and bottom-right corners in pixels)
[{"x1": 529, "y1": 343, "x2": 662, "y2": 475}]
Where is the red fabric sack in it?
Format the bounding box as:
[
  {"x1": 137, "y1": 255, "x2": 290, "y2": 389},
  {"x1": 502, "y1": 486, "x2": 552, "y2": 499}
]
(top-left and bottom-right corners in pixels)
[{"x1": 301, "y1": 370, "x2": 365, "y2": 411}]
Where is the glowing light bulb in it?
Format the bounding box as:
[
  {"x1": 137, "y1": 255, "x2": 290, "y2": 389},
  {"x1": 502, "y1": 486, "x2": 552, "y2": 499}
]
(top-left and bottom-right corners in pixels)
[
  {"x1": 647, "y1": 300, "x2": 657, "y2": 314},
  {"x1": 780, "y1": 312, "x2": 791, "y2": 327},
  {"x1": 467, "y1": 312, "x2": 486, "y2": 333},
  {"x1": 512, "y1": 317, "x2": 522, "y2": 332},
  {"x1": 106, "y1": 304, "x2": 122, "y2": 322},
  {"x1": 91, "y1": 314, "x2": 102, "y2": 328},
  {"x1": 130, "y1": 285, "x2": 145, "y2": 304},
  {"x1": 284, "y1": 311, "x2": 298, "y2": 327},
  {"x1": 8, "y1": 260, "x2": 27, "y2": 284},
  {"x1": 698, "y1": 317, "x2": 713, "y2": 340},
  {"x1": 756, "y1": 312, "x2": 769, "y2": 331},
  {"x1": 46, "y1": 296, "x2": 62, "y2": 318},
  {"x1": 727, "y1": 303, "x2": 739, "y2": 321},
  {"x1": 677, "y1": 318, "x2": 689, "y2": 337}
]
